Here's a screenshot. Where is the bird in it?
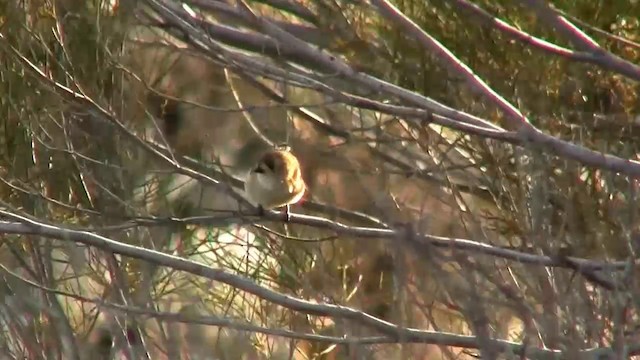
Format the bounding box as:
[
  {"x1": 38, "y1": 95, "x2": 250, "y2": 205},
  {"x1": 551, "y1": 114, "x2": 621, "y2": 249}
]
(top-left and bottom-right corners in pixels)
[{"x1": 244, "y1": 149, "x2": 306, "y2": 219}]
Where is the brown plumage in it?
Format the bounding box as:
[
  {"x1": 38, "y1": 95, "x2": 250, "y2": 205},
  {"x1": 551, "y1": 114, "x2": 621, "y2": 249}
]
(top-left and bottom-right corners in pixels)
[{"x1": 244, "y1": 150, "x2": 306, "y2": 209}]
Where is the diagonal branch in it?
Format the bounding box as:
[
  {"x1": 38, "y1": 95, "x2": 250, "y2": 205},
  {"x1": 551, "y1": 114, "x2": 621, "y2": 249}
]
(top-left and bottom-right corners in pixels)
[
  {"x1": 153, "y1": 0, "x2": 503, "y2": 131},
  {"x1": 450, "y1": 0, "x2": 597, "y2": 62},
  {"x1": 519, "y1": 0, "x2": 640, "y2": 82},
  {"x1": 370, "y1": 0, "x2": 529, "y2": 131},
  {"x1": 370, "y1": 0, "x2": 640, "y2": 178}
]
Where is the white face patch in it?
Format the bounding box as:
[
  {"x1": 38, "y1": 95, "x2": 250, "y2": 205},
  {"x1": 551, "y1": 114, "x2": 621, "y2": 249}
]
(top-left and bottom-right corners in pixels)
[{"x1": 256, "y1": 172, "x2": 277, "y2": 190}]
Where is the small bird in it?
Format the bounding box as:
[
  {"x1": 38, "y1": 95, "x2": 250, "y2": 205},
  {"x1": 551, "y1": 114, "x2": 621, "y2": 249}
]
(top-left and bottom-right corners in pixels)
[{"x1": 244, "y1": 149, "x2": 306, "y2": 218}]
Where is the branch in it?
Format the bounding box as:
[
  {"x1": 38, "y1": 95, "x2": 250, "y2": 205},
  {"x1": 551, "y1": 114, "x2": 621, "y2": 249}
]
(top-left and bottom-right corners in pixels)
[
  {"x1": 450, "y1": 0, "x2": 598, "y2": 62},
  {"x1": 370, "y1": 0, "x2": 528, "y2": 130},
  {"x1": 370, "y1": 0, "x2": 640, "y2": 178},
  {"x1": 2, "y1": 25, "x2": 638, "y2": 267},
  {"x1": 2, "y1": 205, "x2": 628, "y2": 272},
  {"x1": 110, "y1": 0, "x2": 640, "y2": 179},
  {"x1": 519, "y1": 0, "x2": 640, "y2": 82},
  {"x1": 0, "y1": 211, "x2": 634, "y2": 359},
  {"x1": 556, "y1": 10, "x2": 640, "y2": 51},
  {"x1": 0, "y1": 211, "x2": 510, "y2": 349},
  {"x1": 148, "y1": 0, "x2": 504, "y2": 132},
  {"x1": 186, "y1": 0, "x2": 325, "y2": 44},
  {"x1": 0, "y1": 264, "x2": 395, "y2": 345}
]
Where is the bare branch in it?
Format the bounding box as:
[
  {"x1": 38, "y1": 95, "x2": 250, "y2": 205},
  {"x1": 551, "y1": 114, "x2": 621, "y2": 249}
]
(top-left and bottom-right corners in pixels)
[
  {"x1": 369, "y1": 0, "x2": 640, "y2": 178},
  {"x1": 370, "y1": 0, "x2": 528, "y2": 130},
  {"x1": 450, "y1": 0, "x2": 598, "y2": 62},
  {"x1": 519, "y1": 0, "x2": 640, "y2": 82},
  {"x1": 0, "y1": 212, "x2": 634, "y2": 359}
]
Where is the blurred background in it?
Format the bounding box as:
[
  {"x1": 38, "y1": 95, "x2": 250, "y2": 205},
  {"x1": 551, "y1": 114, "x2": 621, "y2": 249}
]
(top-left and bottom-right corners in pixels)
[{"x1": 1, "y1": 0, "x2": 640, "y2": 359}]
